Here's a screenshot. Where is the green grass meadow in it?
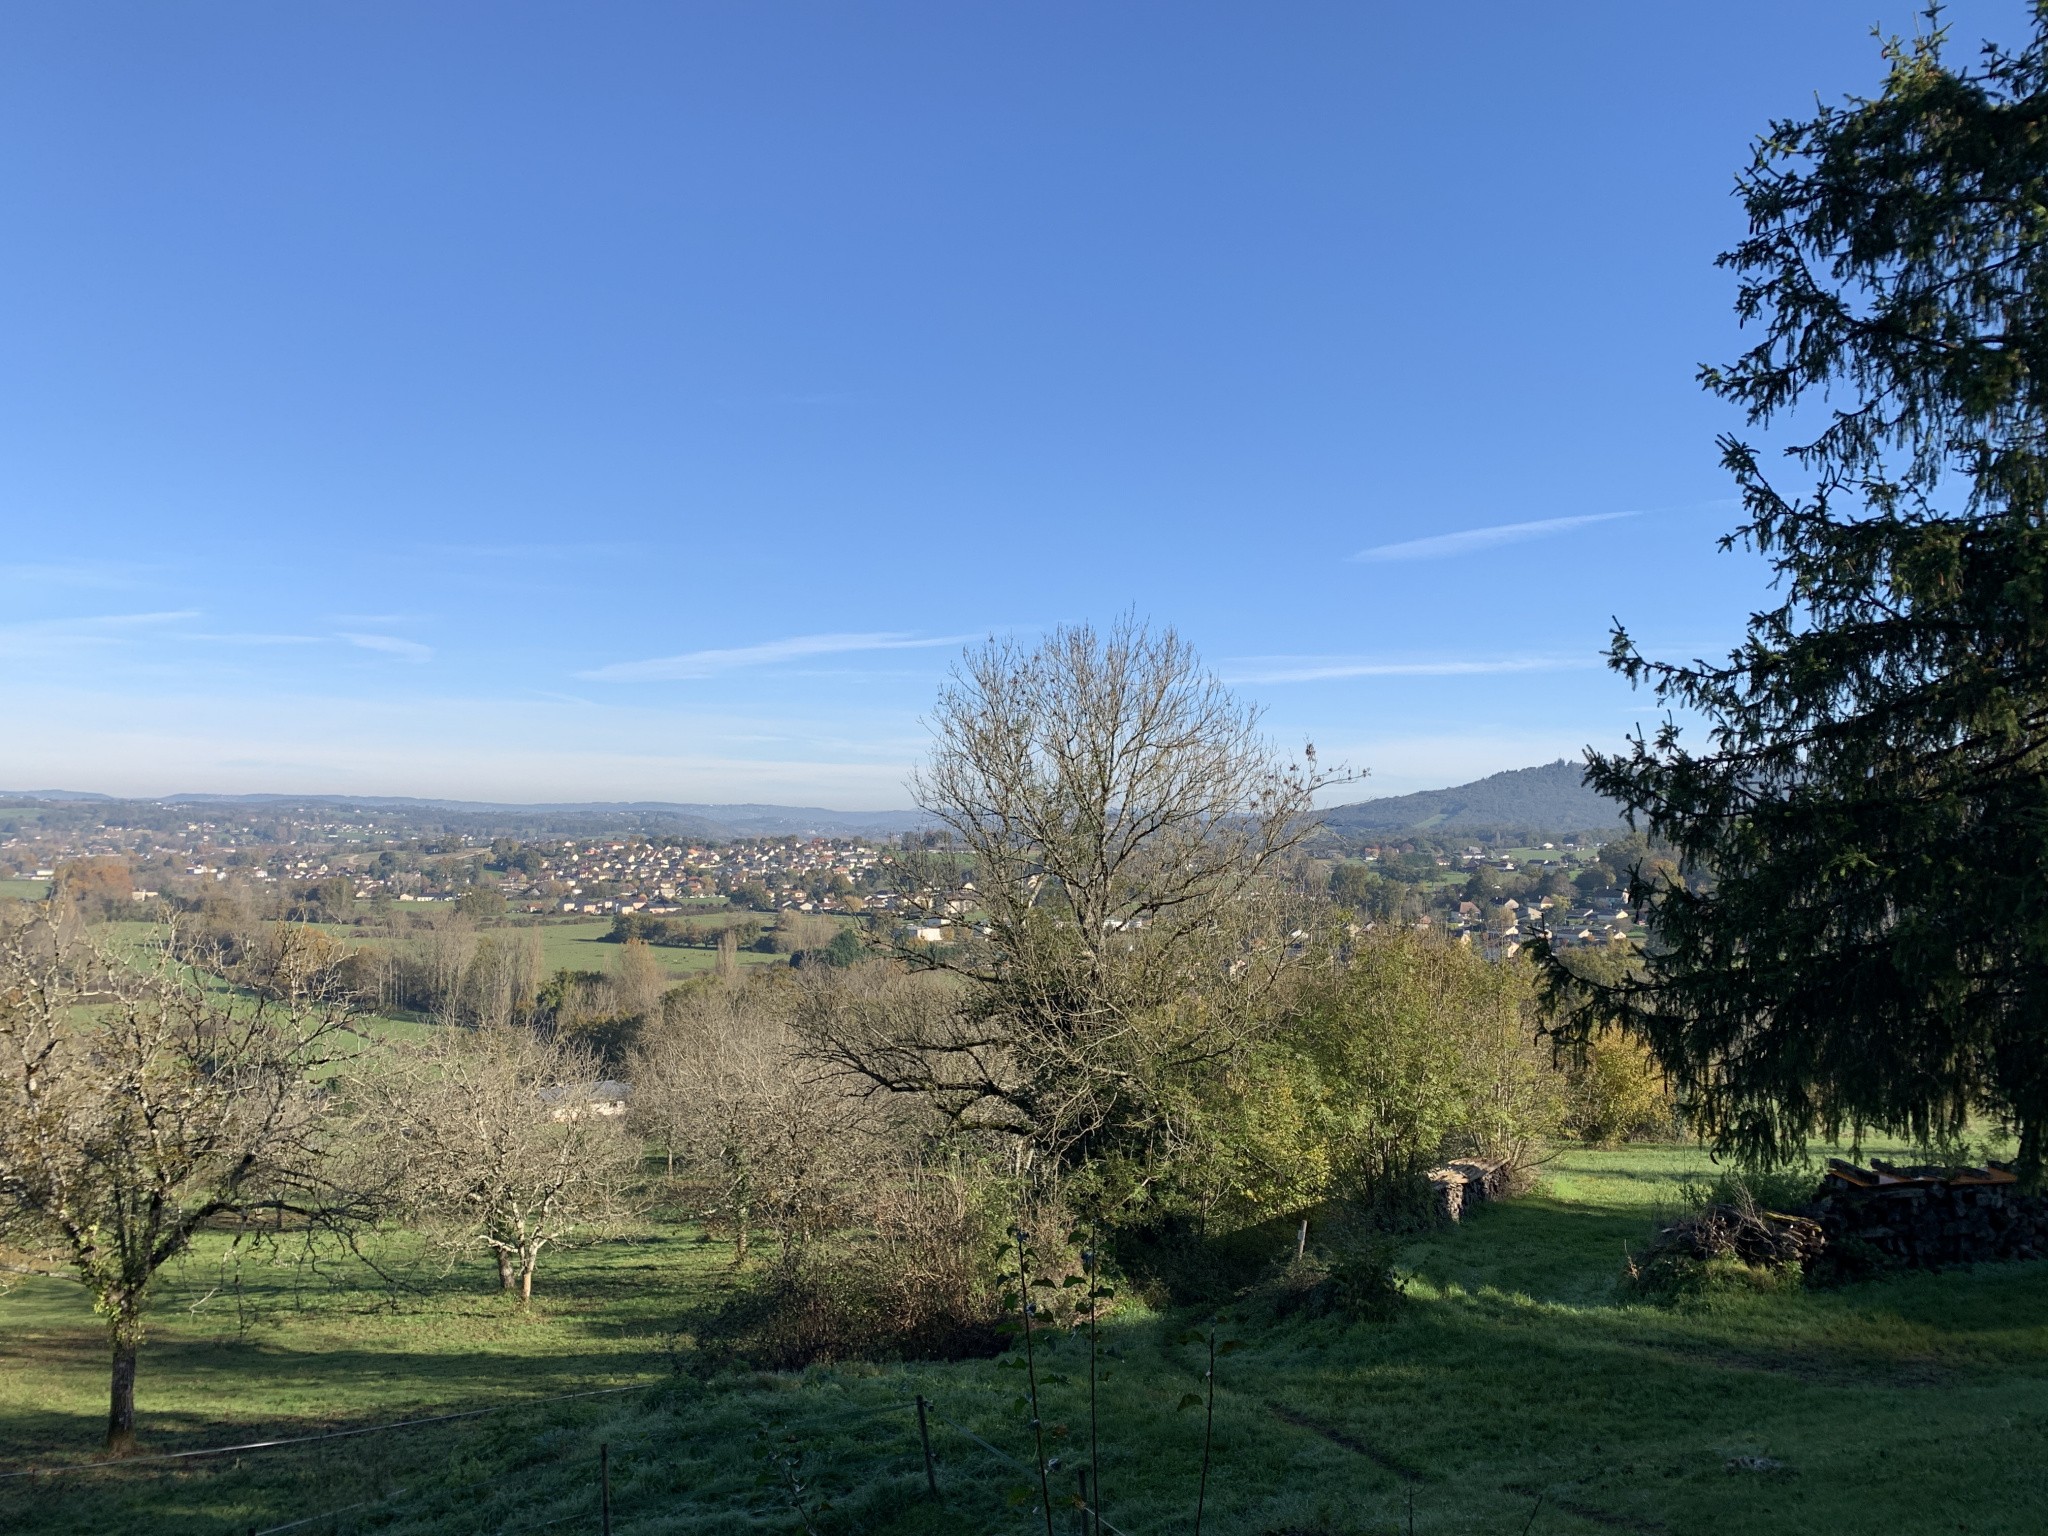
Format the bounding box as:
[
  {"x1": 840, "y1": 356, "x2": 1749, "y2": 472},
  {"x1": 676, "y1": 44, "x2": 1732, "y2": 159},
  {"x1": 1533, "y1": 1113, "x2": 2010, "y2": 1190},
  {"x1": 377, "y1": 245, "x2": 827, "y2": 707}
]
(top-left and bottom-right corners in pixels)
[
  {"x1": 530, "y1": 919, "x2": 786, "y2": 981},
  {"x1": 7, "y1": 1144, "x2": 2048, "y2": 1534},
  {"x1": 300, "y1": 917, "x2": 789, "y2": 984}
]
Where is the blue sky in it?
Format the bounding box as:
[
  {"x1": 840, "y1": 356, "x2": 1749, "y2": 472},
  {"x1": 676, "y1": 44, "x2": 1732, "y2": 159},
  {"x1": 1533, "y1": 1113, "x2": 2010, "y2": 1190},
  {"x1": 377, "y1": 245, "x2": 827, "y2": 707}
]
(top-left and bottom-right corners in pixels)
[{"x1": 1, "y1": 1, "x2": 2020, "y2": 807}]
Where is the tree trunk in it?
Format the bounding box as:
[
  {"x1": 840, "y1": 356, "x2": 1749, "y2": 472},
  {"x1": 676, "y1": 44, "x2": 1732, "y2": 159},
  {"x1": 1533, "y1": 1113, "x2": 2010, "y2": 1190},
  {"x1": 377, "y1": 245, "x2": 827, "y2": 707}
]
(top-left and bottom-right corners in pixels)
[
  {"x1": 106, "y1": 1304, "x2": 141, "y2": 1454},
  {"x1": 733, "y1": 1224, "x2": 748, "y2": 1267},
  {"x1": 2018, "y1": 1117, "x2": 2044, "y2": 1194},
  {"x1": 496, "y1": 1249, "x2": 516, "y2": 1291},
  {"x1": 519, "y1": 1255, "x2": 535, "y2": 1302}
]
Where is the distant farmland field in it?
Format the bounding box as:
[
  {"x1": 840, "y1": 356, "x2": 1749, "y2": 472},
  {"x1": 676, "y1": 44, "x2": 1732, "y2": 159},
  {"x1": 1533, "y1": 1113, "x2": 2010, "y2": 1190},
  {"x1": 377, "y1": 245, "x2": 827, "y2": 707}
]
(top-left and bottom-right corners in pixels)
[
  {"x1": 534, "y1": 918, "x2": 785, "y2": 978},
  {"x1": 301, "y1": 916, "x2": 793, "y2": 981}
]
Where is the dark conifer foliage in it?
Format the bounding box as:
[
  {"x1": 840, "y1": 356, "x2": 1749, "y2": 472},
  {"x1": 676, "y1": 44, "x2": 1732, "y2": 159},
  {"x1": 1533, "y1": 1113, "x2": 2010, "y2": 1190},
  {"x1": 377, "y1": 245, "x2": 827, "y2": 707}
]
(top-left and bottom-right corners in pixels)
[{"x1": 1540, "y1": 9, "x2": 2048, "y2": 1182}]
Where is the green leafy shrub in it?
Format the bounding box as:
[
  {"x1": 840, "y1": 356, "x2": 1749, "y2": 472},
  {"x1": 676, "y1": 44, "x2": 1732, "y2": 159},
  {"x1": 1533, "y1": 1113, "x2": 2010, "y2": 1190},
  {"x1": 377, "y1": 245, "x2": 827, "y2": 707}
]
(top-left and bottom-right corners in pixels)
[
  {"x1": 1112, "y1": 1209, "x2": 1298, "y2": 1308},
  {"x1": 1153, "y1": 934, "x2": 1568, "y2": 1240},
  {"x1": 1107, "y1": 934, "x2": 1570, "y2": 1305},
  {"x1": 685, "y1": 1157, "x2": 1014, "y2": 1369},
  {"x1": 1250, "y1": 1231, "x2": 1406, "y2": 1323},
  {"x1": 1567, "y1": 1032, "x2": 1678, "y2": 1145},
  {"x1": 688, "y1": 1244, "x2": 1005, "y2": 1370}
]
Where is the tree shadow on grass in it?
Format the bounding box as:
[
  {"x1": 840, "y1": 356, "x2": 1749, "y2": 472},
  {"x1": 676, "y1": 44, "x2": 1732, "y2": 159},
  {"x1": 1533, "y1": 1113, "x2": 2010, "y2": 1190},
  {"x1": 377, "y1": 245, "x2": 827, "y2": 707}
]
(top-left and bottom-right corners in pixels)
[
  {"x1": 2, "y1": 1381, "x2": 662, "y2": 1536},
  {"x1": 0, "y1": 1333, "x2": 667, "y2": 1465},
  {"x1": 1240, "y1": 1272, "x2": 2048, "y2": 1536}
]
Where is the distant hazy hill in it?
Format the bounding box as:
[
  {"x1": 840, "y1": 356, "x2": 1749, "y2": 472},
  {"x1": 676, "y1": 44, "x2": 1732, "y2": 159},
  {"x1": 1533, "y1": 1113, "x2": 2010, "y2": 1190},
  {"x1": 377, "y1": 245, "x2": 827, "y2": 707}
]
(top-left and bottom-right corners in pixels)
[
  {"x1": 0, "y1": 791, "x2": 928, "y2": 840},
  {"x1": 6, "y1": 766, "x2": 1622, "y2": 841},
  {"x1": 1318, "y1": 760, "x2": 1624, "y2": 837}
]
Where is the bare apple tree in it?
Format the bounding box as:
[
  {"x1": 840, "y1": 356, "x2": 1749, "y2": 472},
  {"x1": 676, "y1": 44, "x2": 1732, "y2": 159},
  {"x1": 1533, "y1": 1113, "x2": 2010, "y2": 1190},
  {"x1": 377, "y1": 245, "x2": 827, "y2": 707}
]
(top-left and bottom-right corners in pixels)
[
  {"x1": 633, "y1": 977, "x2": 869, "y2": 1264},
  {"x1": 0, "y1": 914, "x2": 378, "y2": 1452},
  {"x1": 362, "y1": 1025, "x2": 642, "y2": 1301},
  {"x1": 804, "y1": 618, "x2": 1347, "y2": 1158}
]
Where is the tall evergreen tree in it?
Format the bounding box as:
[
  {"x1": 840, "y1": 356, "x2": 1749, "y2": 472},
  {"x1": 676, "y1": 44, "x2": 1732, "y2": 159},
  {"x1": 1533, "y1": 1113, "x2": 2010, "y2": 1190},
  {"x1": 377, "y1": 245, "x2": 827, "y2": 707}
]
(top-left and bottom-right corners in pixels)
[{"x1": 1540, "y1": 8, "x2": 2048, "y2": 1182}]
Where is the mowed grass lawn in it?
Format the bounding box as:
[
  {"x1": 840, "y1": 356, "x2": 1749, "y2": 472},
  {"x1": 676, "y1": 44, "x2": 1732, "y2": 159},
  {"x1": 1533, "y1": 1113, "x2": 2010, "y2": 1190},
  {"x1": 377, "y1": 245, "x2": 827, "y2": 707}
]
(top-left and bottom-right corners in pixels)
[{"x1": 7, "y1": 1146, "x2": 2048, "y2": 1534}]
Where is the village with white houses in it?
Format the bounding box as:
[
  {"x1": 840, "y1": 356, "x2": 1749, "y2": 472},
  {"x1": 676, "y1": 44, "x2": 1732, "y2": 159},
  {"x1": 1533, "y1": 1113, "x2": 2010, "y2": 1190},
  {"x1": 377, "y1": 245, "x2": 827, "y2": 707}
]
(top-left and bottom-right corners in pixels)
[{"x1": 0, "y1": 796, "x2": 1642, "y2": 954}]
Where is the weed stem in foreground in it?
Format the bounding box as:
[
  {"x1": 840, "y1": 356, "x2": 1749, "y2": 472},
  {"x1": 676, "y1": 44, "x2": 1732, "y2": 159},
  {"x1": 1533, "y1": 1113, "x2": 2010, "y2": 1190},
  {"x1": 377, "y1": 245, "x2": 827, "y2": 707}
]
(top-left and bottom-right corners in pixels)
[
  {"x1": 1194, "y1": 1326, "x2": 1216, "y2": 1536},
  {"x1": 1086, "y1": 1229, "x2": 1102, "y2": 1536},
  {"x1": 1016, "y1": 1225, "x2": 1056, "y2": 1536}
]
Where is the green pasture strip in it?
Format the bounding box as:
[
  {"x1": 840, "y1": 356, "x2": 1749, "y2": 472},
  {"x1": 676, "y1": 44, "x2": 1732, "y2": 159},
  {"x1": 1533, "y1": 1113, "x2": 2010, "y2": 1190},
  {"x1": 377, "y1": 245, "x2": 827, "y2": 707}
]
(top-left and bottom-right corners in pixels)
[
  {"x1": 0, "y1": 878, "x2": 52, "y2": 900},
  {"x1": 9, "y1": 1145, "x2": 2048, "y2": 1534},
  {"x1": 297, "y1": 916, "x2": 784, "y2": 981},
  {"x1": 352, "y1": 1011, "x2": 438, "y2": 1044},
  {"x1": 536, "y1": 920, "x2": 785, "y2": 979}
]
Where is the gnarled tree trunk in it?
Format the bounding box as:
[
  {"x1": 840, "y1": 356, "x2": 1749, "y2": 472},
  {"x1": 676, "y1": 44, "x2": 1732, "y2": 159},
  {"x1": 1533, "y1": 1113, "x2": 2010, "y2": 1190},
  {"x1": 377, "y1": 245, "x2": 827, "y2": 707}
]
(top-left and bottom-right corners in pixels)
[{"x1": 106, "y1": 1299, "x2": 142, "y2": 1454}]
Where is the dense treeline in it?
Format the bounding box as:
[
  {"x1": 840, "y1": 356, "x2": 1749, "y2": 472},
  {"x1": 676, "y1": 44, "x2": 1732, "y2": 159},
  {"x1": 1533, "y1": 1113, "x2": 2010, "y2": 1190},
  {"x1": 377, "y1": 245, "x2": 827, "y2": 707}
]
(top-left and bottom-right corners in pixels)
[{"x1": 608, "y1": 911, "x2": 763, "y2": 949}]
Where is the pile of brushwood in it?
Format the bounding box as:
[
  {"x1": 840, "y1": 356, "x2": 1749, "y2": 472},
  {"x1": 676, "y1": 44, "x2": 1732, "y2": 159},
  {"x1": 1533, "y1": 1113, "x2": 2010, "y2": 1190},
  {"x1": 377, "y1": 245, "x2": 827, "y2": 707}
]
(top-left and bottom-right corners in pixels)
[
  {"x1": 1623, "y1": 1157, "x2": 2048, "y2": 1299},
  {"x1": 1625, "y1": 1189, "x2": 1826, "y2": 1299}
]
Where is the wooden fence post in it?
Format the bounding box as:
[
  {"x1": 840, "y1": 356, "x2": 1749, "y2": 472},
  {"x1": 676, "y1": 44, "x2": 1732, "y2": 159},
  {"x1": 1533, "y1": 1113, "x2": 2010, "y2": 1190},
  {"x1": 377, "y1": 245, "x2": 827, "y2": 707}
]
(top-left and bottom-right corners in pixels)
[{"x1": 916, "y1": 1396, "x2": 939, "y2": 1497}]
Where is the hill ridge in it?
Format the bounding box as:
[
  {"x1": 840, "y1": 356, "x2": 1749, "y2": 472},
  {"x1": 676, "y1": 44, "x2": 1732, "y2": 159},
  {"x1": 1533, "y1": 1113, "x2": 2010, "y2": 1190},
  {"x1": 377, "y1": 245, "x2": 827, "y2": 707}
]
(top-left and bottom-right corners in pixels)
[
  {"x1": 0, "y1": 791, "x2": 927, "y2": 840},
  {"x1": 1318, "y1": 759, "x2": 1621, "y2": 836}
]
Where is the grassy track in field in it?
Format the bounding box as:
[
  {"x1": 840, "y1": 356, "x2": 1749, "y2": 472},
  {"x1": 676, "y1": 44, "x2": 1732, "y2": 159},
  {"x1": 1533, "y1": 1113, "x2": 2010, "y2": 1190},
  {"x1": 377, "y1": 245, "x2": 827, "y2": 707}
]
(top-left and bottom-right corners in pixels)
[{"x1": 7, "y1": 1144, "x2": 2047, "y2": 1534}]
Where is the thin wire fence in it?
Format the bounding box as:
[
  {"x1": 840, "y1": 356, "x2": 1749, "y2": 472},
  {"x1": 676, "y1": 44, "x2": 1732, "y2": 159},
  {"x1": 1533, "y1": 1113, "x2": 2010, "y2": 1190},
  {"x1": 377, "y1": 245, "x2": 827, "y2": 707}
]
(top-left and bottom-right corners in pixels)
[
  {"x1": 0, "y1": 1383, "x2": 655, "y2": 1482},
  {"x1": 15, "y1": 1377, "x2": 1229, "y2": 1533},
  {"x1": 251, "y1": 1490, "x2": 407, "y2": 1536},
  {"x1": 82, "y1": 1383, "x2": 1146, "y2": 1533}
]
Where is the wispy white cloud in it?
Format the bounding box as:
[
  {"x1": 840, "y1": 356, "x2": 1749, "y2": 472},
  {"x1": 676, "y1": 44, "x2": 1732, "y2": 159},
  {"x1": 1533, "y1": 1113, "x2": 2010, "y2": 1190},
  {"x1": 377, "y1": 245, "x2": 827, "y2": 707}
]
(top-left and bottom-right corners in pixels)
[
  {"x1": 0, "y1": 610, "x2": 198, "y2": 658},
  {"x1": 1224, "y1": 655, "x2": 1595, "y2": 685},
  {"x1": 582, "y1": 631, "x2": 977, "y2": 682},
  {"x1": 339, "y1": 632, "x2": 433, "y2": 662},
  {"x1": 186, "y1": 632, "x2": 322, "y2": 646},
  {"x1": 1352, "y1": 511, "x2": 1640, "y2": 563}
]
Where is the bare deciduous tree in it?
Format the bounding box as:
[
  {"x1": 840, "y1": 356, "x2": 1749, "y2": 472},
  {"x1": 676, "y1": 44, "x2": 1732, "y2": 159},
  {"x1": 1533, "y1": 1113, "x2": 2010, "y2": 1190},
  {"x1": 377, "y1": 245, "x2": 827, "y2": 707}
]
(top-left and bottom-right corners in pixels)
[
  {"x1": 362, "y1": 1027, "x2": 642, "y2": 1300},
  {"x1": 403, "y1": 919, "x2": 545, "y2": 1030},
  {"x1": 0, "y1": 914, "x2": 376, "y2": 1452},
  {"x1": 613, "y1": 936, "x2": 667, "y2": 1022},
  {"x1": 633, "y1": 977, "x2": 869, "y2": 1264},
  {"x1": 809, "y1": 619, "x2": 1346, "y2": 1156}
]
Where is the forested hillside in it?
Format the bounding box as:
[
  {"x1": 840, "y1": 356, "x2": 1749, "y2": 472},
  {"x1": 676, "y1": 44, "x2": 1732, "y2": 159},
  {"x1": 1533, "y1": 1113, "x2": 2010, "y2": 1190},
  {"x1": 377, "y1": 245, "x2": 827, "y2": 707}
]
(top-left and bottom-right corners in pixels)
[{"x1": 1319, "y1": 759, "x2": 1624, "y2": 836}]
